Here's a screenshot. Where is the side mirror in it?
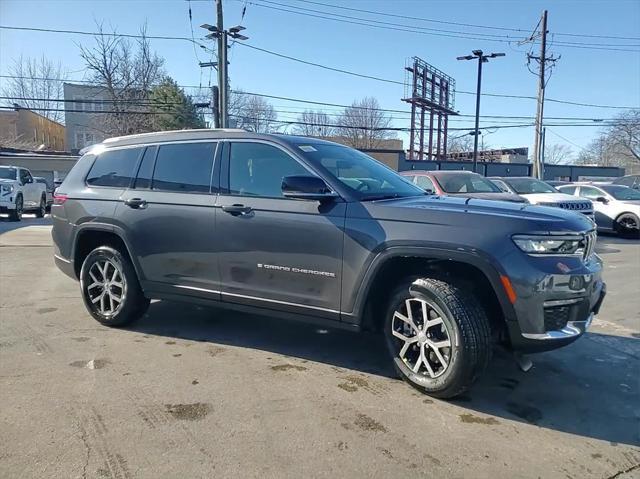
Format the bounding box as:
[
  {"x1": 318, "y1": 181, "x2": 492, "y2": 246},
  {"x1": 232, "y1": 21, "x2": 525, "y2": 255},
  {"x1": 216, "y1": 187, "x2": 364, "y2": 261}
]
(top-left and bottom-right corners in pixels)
[
  {"x1": 282, "y1": 175, "x2": 338, "y2": 201},
  {"x1": 595, "y1": 196, "x2": 609, "y2": 204}
]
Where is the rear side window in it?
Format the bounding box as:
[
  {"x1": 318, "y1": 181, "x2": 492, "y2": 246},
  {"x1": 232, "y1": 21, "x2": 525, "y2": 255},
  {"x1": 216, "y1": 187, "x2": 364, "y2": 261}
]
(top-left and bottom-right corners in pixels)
[
  {"x1": 559, "y1": 185, "x2": 577, "y2": 195},
  {"x1": 86, "y1": 148, "x2": 142, "y2": 187},
  {"x1": 152, "y1": 142, "x2": 216, "y2": 193}
]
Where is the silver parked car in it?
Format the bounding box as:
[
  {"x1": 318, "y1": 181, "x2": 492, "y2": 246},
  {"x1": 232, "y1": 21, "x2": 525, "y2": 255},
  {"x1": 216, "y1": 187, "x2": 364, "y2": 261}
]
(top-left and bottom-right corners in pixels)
[{"x1": 557, "y1": 184, "x2": 640, "y2": 237}]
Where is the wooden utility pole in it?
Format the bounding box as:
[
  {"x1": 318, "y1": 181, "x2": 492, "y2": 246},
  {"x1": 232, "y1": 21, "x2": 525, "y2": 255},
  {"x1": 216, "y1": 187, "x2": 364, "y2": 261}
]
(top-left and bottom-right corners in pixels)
[
  {"x1": 531, "y1": 10, "x2": 548, "y2": 179},
  {"x1": 216, "y1": 0, "x2": 228, "y2": 128}
]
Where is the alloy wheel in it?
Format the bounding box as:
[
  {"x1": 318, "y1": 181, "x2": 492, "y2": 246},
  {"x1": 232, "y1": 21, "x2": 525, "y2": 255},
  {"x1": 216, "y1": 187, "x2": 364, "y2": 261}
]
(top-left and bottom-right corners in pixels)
[
  {"x1": 619, "y1": 215, "x2": 638, "y2": 231},
  {"x1": 391, "y1": 298, "x2": 453, "y2": 378},
  {"x1": 86, "y1": 259, "x2": 126, "y2": 316}
]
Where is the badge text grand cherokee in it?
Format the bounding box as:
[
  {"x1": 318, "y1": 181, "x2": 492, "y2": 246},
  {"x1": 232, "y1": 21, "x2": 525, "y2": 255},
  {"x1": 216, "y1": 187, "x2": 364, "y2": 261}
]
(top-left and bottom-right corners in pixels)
[{"x1": 52, "y1": 130, "x2": 606, "y2": 398}]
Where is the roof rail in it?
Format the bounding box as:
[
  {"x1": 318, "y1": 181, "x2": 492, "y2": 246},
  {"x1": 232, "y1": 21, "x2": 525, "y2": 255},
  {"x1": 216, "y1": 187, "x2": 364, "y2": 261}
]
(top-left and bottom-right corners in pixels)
[{"x1": 103, "y1": 128, "x2": 246, "y2": 144}]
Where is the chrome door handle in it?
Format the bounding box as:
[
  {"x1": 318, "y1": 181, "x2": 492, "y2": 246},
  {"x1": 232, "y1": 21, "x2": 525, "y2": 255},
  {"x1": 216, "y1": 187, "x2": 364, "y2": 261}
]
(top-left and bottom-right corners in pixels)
[
  {"x1": 124, "y1": 198, "x2": 147, "y2": 209},
  {"x1": 221, "y1": 204, "x2": 253, "y2": 216}
]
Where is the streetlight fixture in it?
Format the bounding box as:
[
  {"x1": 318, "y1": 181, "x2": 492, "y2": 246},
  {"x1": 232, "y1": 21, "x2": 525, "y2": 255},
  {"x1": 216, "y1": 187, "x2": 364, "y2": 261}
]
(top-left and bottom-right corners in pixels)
[{"x1": 457, "y1": 50, "x2": 505, "y2": 172}]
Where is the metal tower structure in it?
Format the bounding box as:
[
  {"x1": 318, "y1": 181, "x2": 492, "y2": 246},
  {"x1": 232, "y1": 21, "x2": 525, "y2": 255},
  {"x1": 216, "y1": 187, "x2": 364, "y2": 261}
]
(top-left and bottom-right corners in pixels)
[{"x1": 402, "y1": 57, "x2": 457, "y2": 161}]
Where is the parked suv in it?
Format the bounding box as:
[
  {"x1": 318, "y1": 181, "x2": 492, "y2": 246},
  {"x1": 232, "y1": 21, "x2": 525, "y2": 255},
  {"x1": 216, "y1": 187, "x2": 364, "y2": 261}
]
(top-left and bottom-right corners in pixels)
[
  {"x1": 52, "y1": 130, "x2": 606, "y2": 398},
  {"x1": 0, "y1": 165, "x2": 48, "y2": 221}
]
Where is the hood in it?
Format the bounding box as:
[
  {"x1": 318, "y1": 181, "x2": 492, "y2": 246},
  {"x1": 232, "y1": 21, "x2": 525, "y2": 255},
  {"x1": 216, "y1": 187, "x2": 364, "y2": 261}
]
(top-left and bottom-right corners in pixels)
[
  {"x1": 0, "y1": 178, "x2": 17, "y2": 184},
  {"x1": 448, "y1": 192, "x2": 525, "y2": 203},
  {"x1": 353, "y1": 194, "x2": 595, "y2": 235},
  {"x1": 520, "y1": 192, "x2": 585, "y2": 203}
]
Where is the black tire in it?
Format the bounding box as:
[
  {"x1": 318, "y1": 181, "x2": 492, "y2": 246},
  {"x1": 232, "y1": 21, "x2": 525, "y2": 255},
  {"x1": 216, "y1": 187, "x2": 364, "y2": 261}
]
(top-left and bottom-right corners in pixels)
[
  {"x1": 384, "y1": 277, "x2": 492, "y2": 399},
  {"x1": 8, "y1": 195, "x2": 23, "y2": 222},
  {"x1": 614, "y1": 213, "x2": 640, "y2": 238},
  {"x1": 80, "y1": 246, "x2": 149, "y2": 327},
  {"x1": 35, "y1": 195, "x2": 46, "y2": 218}
]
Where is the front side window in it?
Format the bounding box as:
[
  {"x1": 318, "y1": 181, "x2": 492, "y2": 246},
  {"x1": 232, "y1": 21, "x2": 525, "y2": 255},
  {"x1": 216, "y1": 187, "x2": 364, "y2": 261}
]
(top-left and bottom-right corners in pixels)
[
  {"x1": 491, "y1": 179, "x2": 511, "y2": 193},
  {"x1": 558, "y1": 185, "x2": 577, "y2": 195},
  {"x1": 152, "y1": 142, "x2": 216, "y2": 193},
  {"x1": 296, "y1": 143, "x2": 422, "y2": 200},
  {"x1": 438, "y1": 174, "x2": 501, "y2": 193},
  {"x1": 506, "y1": 178, "x2": 557, "y2": 194},
  {"x1": 86, "y1": 147, "x2": 142, "y2": 187},
  {"x1": 578, "y1": 186, "x2": 605, "y2": 200},
  {"x1": 601, "y1": 185, "x2": 640, "y2": 200},
  {"x1": 416, "y1": 176, "x2": 436, "y2": 193},
  {"x1": 229, "y1": 142, "x2": 308, "y2": 198}
]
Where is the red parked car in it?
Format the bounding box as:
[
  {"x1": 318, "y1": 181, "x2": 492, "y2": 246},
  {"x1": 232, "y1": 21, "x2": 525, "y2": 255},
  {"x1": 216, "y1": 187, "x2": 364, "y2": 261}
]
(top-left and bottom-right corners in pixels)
[{"x1": 400, "y1": 170, "x2": 525, "y2": 202}]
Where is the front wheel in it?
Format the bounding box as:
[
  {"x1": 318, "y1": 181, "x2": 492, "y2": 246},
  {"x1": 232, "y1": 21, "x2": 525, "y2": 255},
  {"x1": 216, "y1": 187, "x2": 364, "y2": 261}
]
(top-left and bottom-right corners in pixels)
[
  {"x1": 384, "y1": 277, "x2": 492, "y2": 399},
  {"x1": 615, "y1": 213, "x2": 640, "y2": 238},
  {"x1": 8, "y1": 195, "x2": 23, "y2": 221},
  {"x1": 80, "y1": 246, "x2": 149, "y2": 327}
]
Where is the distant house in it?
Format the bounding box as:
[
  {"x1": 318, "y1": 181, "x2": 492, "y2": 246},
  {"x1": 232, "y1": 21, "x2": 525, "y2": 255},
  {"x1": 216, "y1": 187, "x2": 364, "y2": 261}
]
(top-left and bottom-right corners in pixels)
[
  {"x1": 0, "y1": 107, "x2": 65, "y2": 151},
  {"x1": 63, "y1": 83, "x2": 111, "y2": 153}
]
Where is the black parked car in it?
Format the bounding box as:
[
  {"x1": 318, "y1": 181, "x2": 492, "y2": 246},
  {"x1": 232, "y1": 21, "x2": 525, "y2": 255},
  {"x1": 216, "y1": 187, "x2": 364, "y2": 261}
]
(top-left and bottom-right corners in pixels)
[{"x1": 51, "y1": 130, "x2": 605, "y2": 398}]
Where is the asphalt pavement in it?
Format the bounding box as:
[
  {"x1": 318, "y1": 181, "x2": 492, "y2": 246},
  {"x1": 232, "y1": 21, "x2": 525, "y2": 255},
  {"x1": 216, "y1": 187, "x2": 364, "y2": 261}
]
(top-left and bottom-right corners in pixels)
[{"x1": 0, "y1": 216, "x2": 638, "y2": 478}]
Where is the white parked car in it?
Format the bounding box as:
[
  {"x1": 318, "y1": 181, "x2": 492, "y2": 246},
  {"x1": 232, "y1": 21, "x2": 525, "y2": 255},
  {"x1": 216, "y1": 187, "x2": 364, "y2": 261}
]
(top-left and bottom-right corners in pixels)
[
  {"x1": 489, "y1": 176, "x2": 594, "y2": 220},
  {"x1": 0, "y1": 165, "x2": 48, "y2": 221},
  {"x1": 557, "y1": 183, "x2": 640, "y2": 237}
]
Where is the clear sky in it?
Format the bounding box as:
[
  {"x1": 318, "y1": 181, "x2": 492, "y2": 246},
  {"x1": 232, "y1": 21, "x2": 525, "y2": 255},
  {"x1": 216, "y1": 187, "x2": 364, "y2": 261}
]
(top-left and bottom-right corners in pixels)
[{"x1": 1, "y1": 0, "x2": 639, "y2": 158}]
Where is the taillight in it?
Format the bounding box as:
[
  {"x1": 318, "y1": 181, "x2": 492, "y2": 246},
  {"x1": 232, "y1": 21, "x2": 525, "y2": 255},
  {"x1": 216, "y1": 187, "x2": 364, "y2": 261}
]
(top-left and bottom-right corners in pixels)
[{"x1": 53, "y1": 192, "x2": 68, "y2": 205}]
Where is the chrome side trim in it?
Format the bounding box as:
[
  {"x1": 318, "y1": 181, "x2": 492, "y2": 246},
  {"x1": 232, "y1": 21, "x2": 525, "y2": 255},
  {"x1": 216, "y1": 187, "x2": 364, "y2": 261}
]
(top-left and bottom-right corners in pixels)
[
  {"x1": 171, "y1": 285, "x2": 340, "y2": 314},
  {"x1": 221, "y1": 291, "x2": 340, "y2": 314},
  {"x1": 522, "y1": 314, "x2": 593, "y2": 340},
  {"x1": 173, "y1": 285, "x2": 221, "y2": 294},
  {"x1": 543, "y1": 298, "x2": 582, "y2": 307},
  {"x1": 54, "y1": 254, "x2": 72, "y2": 264}
]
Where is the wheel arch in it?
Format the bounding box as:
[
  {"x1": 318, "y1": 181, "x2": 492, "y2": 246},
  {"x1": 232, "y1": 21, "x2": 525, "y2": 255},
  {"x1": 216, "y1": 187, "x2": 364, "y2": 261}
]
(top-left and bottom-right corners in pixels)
[
  {"x1": 72, "y1": 224, "x2": 142, "y2": 280},
  {"x1": 350, "y1": 247, "x2": 516, "y2": 338}
]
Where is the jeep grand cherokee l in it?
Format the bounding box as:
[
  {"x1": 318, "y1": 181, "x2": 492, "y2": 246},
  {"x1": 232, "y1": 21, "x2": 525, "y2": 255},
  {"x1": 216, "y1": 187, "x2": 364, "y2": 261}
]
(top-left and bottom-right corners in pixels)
[{"x1": 52, "y1": 130, "x2": 606, "y2": 398}]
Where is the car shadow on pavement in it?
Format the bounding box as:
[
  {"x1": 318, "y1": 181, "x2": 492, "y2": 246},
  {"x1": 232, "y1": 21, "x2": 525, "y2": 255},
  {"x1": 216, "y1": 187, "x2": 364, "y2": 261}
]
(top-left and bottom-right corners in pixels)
[{"x1": 126, "y1": 300, "x2": 639, "y2": 447}]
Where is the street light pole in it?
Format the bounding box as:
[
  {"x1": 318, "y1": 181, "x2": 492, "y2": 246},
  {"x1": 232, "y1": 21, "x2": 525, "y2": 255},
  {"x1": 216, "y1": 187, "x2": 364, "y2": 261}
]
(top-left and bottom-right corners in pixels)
[{"x1": 457, "y1": 50, "x2": 505, "y2": 173}]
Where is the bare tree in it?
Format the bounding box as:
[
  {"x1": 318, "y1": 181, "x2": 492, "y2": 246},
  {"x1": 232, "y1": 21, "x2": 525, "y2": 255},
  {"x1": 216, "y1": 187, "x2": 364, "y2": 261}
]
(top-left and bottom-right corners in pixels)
[
  {"x1": 292, "y1": 110, "x2": 335, "y2": 137},
  {"x1": 447, "y1": 133, "x2": 475, "y2": 154},
  {"x1": 336, "y1": 97, "x2": 395, "y2": 149},
  {"x1": 2, "y1": 55, "x2": 68, "y2": 123},
  {"x1": 78, "y1": 23, "x2": 165, "y2": 136},
  {"x1": 544, "y1": 143, "x2": 573, "y2": 165},
  {"x1": 576, "y1": 110, "x2": 639, "y2": 169},
  {"x1": 231, "y1": 94, "x2": 277, "y2": 133}
]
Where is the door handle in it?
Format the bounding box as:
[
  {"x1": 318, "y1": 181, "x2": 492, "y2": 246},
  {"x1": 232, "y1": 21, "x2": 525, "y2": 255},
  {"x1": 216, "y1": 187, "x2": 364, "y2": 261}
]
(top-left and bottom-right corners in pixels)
[
  {"x1": 124, "y1": 197, "x2": 147, "y2": 209},
  {"x1": 221, "y1": 204, "x2": 253, "y2": 216}
]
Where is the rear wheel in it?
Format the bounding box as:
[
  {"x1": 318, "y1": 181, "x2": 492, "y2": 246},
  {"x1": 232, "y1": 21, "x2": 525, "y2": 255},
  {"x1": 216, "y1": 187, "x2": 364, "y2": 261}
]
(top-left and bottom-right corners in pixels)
[
  {"x1": 80, "y1": 246, "x2": 149, "y2": 327},
  {"x1": 615, "y1": 213, "x2": 639, "y2": 238},
  {"x1": 35, "y1": 195, "x2": 46, "y2": 218},
  {"x1": 384, "y1": 277, "x2": 492, "y2": 399},
  {"x1": 8, "y1": 195, "x2": 23, "y2": 222}
]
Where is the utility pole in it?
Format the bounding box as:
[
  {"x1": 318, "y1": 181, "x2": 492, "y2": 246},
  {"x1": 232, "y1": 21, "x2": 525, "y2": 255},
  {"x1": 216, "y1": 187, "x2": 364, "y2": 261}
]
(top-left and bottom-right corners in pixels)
[
  {"x1": 211, "y1": 86, "x2": 220, "y2": 128},
  {"x1": 201, "y1": 2, "x2": 248, "y2": 129},
  {"x1": 540, "y1": 126, "x2": 546, "y2": 175},
  {"x1": 457, "y1": 50, "x2": 505, "y2": 173},
  {"x1": 531, "y1": 10, "x2": 548, "y2": 179}
]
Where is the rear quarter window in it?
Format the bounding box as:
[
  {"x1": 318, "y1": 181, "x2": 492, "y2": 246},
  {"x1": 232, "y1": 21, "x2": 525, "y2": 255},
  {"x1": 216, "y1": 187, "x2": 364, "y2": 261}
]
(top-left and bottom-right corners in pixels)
[{"x1": 86, "y1": 147, "x2": 142, "y2": 187}]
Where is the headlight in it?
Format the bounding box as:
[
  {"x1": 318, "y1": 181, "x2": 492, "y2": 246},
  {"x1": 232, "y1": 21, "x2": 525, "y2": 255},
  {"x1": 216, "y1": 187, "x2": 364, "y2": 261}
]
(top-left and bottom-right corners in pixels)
[
  {"x1": 1, "y1": 184, "x2": 14, "y2": 194},
  {"x1": 513, "y1": 235, "x2": 585, "y2": 255}
]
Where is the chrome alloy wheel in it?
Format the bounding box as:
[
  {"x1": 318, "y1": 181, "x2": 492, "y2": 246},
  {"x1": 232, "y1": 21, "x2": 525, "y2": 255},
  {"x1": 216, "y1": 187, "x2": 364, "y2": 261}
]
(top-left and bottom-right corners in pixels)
[
  {"x1": 391, "y1": 298, "x2": 453, "y2": 378},
  {"x1": 86, "y1": 259, "x2": 126, "y2": 316}
]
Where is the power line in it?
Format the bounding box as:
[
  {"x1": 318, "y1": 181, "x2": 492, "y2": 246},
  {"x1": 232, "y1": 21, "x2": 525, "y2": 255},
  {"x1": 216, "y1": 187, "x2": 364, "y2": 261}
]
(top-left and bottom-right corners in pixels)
[
  {"x1": 288, "y1": 0, "x2": 640, "y2": 41},
  {"x1": 546, "y1": 128, "x2": 589, "y2": 151},
  {"x1": 243, "y1": 0, "x2": 640, "y2": 52}
]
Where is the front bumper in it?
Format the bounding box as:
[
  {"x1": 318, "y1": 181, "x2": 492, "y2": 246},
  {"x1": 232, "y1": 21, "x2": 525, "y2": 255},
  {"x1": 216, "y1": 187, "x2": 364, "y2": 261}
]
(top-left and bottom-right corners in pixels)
[
  {"x1": 0, "y1": 197, "x2": 16, "y2": 211},
  {"x1": 504, "y1": 253, "x2": 606, "y2": 353}
]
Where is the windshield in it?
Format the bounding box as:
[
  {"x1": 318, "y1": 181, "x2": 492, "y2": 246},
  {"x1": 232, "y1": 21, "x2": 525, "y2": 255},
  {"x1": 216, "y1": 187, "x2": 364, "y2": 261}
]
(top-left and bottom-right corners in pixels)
[
  {"x1": 296, "y1": 143, "x2": 424, "y2": 200},
  {"x1": 506, "y1": 178, "x2": 557, "y2": 194},
  {"x1": 601, "y1": 185, "x2": 640, "y2": 200},
  {"x1": 0, "y1": 167, "x2": 17, "y2": 180},
  {"x1": 437, "y1": 174, "x2": 502, "y2": 194}
]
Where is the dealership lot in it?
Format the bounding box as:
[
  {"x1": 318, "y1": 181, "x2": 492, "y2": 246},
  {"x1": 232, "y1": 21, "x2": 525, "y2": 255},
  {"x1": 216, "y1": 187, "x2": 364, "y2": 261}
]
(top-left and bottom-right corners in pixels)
[{"x1": 0, "y1": 219, "x2": 638, "y2": 478}]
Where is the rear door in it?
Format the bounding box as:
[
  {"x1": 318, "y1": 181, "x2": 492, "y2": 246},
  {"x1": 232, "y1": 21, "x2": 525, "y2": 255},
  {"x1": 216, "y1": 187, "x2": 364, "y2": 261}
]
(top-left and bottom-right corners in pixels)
[
  {"x1": 116, "y1": 141, "x2": 220, "y2": 296},
  {"x1": 215, "y1": 140, "x2": 346, "y2": 317}
]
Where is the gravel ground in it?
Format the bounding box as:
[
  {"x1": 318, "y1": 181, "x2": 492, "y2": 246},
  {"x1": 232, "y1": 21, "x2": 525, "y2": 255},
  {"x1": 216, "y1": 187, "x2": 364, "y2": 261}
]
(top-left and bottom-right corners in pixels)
[{"x1": 1, "y1": 217, "x2": 638, "y2": 478}]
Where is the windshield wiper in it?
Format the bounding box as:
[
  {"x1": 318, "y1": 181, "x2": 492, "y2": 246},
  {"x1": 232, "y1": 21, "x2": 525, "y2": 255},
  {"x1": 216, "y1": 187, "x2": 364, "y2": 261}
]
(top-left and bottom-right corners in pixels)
[{"x1": 361, "y1": 192, "x2": 427, "y2": 202}]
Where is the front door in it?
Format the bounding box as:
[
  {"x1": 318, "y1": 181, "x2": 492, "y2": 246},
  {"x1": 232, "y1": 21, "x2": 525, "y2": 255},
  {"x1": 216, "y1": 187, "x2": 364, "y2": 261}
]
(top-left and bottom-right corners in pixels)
[
  {"x1": 116, "y1": 141, "x2": 220, "y2": 296},
  {"x1": 20, "y1": 169, "x2": 38, "y2": 207},
  {"x1": 215, "y1": 141, "x2": 345, "y2": 317}
]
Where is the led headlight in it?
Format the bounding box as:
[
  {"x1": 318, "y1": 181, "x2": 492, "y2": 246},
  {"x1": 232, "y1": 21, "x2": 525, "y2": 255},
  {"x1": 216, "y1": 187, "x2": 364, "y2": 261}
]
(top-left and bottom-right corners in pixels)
[{"x1": 513, "y1": 235, "x2": 584, "y2": 256}]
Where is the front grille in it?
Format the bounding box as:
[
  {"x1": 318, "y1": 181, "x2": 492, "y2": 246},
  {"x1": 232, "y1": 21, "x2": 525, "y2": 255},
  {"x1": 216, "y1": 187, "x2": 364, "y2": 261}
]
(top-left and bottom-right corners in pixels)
[
  {"x1": 582, "y1": 230, "x2": 597, "y2": 260},
  {"x1": 540, "y1": 201, "x2": 592, "y2": 213},
  {"x1": 544, "y1": 306, "x2": 570, "y2": 331}
]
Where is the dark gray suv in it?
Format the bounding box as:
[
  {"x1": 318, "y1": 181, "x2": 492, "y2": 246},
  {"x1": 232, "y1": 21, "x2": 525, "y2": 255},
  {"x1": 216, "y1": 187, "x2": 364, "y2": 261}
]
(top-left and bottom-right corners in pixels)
[{"x1": 52, "y1": 130, "x2": 606, "y2": 398}]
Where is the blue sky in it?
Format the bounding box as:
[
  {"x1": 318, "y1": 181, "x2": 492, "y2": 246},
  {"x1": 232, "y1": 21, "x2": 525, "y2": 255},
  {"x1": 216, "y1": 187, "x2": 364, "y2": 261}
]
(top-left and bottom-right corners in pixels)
[{"x1": 1, "y1": 0, "x2": 639, "y2": 157}]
